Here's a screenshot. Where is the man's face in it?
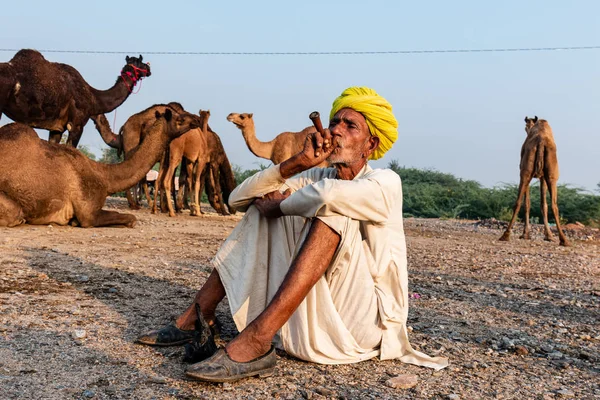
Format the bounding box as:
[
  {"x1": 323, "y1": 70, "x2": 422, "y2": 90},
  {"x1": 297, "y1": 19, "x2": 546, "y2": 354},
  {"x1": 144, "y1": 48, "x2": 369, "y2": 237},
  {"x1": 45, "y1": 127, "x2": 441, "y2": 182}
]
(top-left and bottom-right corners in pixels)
[{"x1": 327, "y1": 108, "x2": 372, "y2": 164}]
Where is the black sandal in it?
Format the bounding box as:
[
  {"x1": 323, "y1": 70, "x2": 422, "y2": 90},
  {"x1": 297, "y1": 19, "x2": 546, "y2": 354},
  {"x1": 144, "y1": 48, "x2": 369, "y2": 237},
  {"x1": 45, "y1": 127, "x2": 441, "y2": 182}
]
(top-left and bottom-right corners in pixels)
[{"x1": 183, "y1": 304, "x2": 218, "y2": 363}]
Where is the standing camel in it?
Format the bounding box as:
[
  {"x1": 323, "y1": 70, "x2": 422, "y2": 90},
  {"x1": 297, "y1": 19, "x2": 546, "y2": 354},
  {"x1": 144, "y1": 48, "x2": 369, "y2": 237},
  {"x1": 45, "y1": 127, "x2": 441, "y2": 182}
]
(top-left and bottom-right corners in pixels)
[
  {"x1": 157, "y1": 117, "x2": 209, "y2": 218},
  {"x1": 226, "y1": 112, "x2": 327, "y2": 167},
  {"x1": 499, "y1": 116, "x2": 570, "y2": 246},
  {"x1": 0, "y1": 49, "x2": 151, "y2": 147},
  {"x1": 0, "y1": 108, "x2": 201, "y2": 228},
  {"x1": 92, "y1": 102, "x2": 184, "y2": 210}
]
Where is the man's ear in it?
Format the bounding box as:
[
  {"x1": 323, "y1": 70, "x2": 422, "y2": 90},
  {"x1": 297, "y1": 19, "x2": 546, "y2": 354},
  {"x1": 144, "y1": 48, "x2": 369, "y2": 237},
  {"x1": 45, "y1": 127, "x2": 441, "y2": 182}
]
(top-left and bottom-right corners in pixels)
[{"x1": 367, "y1": 135, "x2": 380, "y2": 156}]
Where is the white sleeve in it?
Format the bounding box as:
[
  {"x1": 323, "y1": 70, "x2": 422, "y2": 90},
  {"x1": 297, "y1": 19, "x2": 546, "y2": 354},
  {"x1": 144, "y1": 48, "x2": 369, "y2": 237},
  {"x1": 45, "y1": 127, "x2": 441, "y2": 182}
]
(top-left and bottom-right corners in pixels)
[
  {"x1": 279, "y1": 169, "x2": 401, "y2": 223},
  {"x1": 228, "y1": 165, "x2": 330, "y2": 211},
  {"x1": 228, "y1": 165, "x2": 287, "y2": 211}
]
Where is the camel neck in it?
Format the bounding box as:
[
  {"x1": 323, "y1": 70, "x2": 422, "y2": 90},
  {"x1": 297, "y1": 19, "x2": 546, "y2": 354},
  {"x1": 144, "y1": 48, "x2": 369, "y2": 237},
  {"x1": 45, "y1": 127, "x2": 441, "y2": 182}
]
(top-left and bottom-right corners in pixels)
[
  {"x1": 90, "y1": 76, "x2": 135, "y2": 115},
  {"x1": 99, "y1": 120, "x2": 168, "y2": 194},
  {"x1": 240, "y1": 122, "x2": 274, "y2": 160}
]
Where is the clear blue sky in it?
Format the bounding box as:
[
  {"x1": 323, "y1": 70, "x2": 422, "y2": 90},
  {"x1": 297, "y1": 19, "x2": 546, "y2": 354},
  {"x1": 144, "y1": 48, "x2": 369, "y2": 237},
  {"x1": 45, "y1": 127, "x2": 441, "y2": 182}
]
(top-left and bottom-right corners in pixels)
[{"x1": 1, "y1": 1, "x2": 598, "y2": 191}]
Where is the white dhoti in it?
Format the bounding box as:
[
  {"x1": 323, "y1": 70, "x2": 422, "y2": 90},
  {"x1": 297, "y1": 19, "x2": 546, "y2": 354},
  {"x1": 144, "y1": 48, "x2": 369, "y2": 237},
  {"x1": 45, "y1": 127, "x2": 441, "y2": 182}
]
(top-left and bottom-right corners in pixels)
[{"x1": 213, "y1": 206, "x2": 448, "y2": 369}]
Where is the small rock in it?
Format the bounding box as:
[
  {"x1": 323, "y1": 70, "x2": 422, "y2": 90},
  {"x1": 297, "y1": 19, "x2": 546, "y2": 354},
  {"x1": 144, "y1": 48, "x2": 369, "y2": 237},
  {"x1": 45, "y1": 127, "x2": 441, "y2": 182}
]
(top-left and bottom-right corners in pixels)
[
  {"x1": 555, "y1": 388, "x2": 575, "y2": 398},
  {"x1": 385, "y1": 374, "x2": 418, "y2": 389},
  {"x1": 72, "y1": 330, "x2": 87, "y2": 340},
  {"x1": 540, "y1": 345, "x2": 554, "y2": 353},
  {"x1": 108, "y1": 287, "x2": 118, "y2": 294},
  {"x1": 548, "y1": 351, "x2": 564, "y2": 360},
  {"x1": 514, "y1": 345, "x2": 529, "y2": 356},
  {"x1": 500, "y1": 336, "x2": 514, "y2": 349},
  {"x1": 222, "y1": 382, "x2": 233, "y2": 391},
  {"x1": 447, "y1": 394, "x2": 460, "y2": 400},
  {"x1": 82, "y1": 390, "x2": 95, "y2": 398},
  {"x1": 315, "y1": 387, "x2": 335, "y2": 396},
  {"x1": 299, "y1": 389, "x2": 312, "y2": 399},
  {"x1": 77, "y1": 275, "x2": 89, "y2": 283},
  {"x1": 147, "y1": 376, "x2": 166, "y2": 384}
]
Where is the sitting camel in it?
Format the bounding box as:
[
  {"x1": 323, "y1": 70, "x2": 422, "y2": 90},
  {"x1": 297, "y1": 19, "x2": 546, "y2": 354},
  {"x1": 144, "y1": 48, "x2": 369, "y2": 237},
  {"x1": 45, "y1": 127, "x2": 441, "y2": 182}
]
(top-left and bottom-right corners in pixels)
[
  {"x1": 499, "y1": 116, "x2": 570, "y2": 246},
  {"x1": 0, "y1": 108, "x2": 200, "y2": 228},
  {"x1": 226, "y1": 112, "x2": 327, "y2": 167},
  {"x1": 0, "y1": 49, "x2": 151, "y2": 147},
  {"x1": 92, "y1": 102, "x2": 185, "y2": 210}
]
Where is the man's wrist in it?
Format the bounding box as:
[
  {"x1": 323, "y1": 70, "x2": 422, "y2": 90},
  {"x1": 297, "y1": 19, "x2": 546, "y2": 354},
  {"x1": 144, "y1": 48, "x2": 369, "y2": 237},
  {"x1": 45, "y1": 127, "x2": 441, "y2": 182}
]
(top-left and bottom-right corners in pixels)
[{"x1": 280, "y1": 154, "x2": 311, "y2": 179}]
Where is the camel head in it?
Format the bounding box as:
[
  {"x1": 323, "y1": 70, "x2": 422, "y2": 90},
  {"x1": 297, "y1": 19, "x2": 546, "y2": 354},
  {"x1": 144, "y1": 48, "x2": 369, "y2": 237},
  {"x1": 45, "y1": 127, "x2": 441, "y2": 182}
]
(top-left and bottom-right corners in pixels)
[
  {"x1": 155, "y1": 108, "x2": 201, "y2": 139},
  {"x1": 226, "y1": 113, "x2": 254, "y2": 130},
  {"x1": 167, "y1": 102, "x2": 185, "y2": 112},
  {"x1": 524, "y1": 115, "x2": 538, "y2": 133},
  {"x1": 199, "y1": 109, "x2": 211, "y2": 120},
  {"x1": 122, "y1": 55, "x2": 152, "y2": 83}
]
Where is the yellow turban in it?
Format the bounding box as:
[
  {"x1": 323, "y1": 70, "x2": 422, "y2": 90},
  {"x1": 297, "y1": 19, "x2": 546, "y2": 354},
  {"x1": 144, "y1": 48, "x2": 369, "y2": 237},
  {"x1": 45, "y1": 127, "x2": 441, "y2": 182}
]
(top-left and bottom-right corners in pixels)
[{"x1": 329, "y1": 87, "x2": 398, "y2": 160}]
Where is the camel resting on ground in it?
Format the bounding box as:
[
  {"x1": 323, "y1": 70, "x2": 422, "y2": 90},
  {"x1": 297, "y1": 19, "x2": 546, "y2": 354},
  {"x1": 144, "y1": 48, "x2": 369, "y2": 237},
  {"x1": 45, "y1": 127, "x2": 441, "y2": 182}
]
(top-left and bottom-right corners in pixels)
[
  {"x1": 0, "y1": 49, "x2": 151, "y2": 148},
  {"x1": 0, "y1": 108, "x2": 200, "y2": 228},
  {"x1": 499, "y1": 116, "x2": 570, "y2": 246},
  {"x1": 226, "y1": 112, "x2": 328, "y2": 167}
]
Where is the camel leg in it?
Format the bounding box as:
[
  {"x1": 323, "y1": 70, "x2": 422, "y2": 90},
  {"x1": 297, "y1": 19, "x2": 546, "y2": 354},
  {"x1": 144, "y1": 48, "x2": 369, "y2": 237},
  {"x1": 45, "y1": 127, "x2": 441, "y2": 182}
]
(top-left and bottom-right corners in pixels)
[
  {"x1": 520, "y1": 184, "x2": 531, "y2": 239},
  {"x1": 175, "y1": 157, "x2": 194, "y2": 212},
  {"x1": 0, "y1": 193, "x2": 26, "y2": 227},
  {"x1": 126, "y1": 183, "x2": 141, "y2": 210},
  {"x1": 78, "y1": 209, "x2": 136, "y2": 228},
  {"x1": 211, "y1": 163, "x2": 228, "y2": 215},
  {"x1": 163, "y1": 152, "x2": 182, "y2": 218},
  {"x1": 152, "y1": 155, "x2": 166, "y2": 214},
  {"x1": 540, "y1": 179, "x2": 553, "y2": 241},
  {"x1": 143, "y1": 179, "x2": 153, "y2": 206},
  {"x1": 546, "y1": 179, "x2": 570, "y2": 247},
  {"x1": 48, "y1": 130, "x2": 63, "y2": 144},
  {"x1": 66, "y1": 124, "x2": 84, "y2": 148},
  {"x1": 499, "y1": 179, "x2": 529, "y2": 242},
  {"x1": 204, "y1": 164, "x2": 220, "y2": 214}
]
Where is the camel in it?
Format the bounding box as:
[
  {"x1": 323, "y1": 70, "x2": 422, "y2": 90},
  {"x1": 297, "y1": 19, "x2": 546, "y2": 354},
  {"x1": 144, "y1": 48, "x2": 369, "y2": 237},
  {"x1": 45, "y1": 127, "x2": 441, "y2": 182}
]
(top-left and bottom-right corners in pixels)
[
  {"x1": 0, "y1": 49, "x2": 151, "y2": 147},
  {"x1": 92, "y1": 102, "x2": 185, "y2": 210},
  {"x1": 157, "y1": 112, "x2": 210, "y2": 218},
  {"x1": 0, "y1": 108, "x2": 200, "y2": 228},
  {"x1": 226, "y1": 112, "x2": 327, "y2": 167},
  {"x1": 499, "y1": 116, "x2": 570, "y2": 246},
  {"x1": 189, "y1": 110, "x2": 237, "y2": 215}
]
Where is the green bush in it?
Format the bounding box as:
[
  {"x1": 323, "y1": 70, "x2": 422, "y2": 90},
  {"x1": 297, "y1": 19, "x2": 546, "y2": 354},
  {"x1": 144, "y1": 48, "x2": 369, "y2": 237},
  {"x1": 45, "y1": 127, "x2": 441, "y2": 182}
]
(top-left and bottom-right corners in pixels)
[{"x1": 387, "y1": 160, "x2": 600, "y2": 226}]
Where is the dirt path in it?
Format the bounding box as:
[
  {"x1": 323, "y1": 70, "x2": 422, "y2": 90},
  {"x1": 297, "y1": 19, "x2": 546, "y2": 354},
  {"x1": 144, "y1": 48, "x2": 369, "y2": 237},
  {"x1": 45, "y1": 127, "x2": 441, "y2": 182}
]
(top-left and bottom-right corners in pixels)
[{"x1": 1, "y1": 198, "x2": 598, "y2": 399}]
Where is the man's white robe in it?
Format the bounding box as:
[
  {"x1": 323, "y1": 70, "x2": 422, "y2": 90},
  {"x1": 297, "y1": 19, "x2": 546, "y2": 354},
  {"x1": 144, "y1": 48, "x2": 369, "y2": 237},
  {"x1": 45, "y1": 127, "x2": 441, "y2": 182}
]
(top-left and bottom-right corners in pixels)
[{"x1": 212, "y1": 164, "x2": 448, "y2": 370}]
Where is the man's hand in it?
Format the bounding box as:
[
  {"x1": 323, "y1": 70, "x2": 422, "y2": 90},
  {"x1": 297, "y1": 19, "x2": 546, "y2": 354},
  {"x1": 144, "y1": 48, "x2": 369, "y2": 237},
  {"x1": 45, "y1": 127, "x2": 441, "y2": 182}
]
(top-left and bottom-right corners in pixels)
[
  {"x1": 280, "y1": 129, "x2": 335, "y2": 179},
  {"x1": 253, "y1": 189, "x2": 291, "y2": 218}
]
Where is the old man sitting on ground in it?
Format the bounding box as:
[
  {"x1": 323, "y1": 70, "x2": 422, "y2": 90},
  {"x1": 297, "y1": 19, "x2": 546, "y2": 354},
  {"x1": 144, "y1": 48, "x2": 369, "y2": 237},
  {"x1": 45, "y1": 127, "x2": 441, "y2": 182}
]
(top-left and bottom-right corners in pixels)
[{"x1": 137, "y1": 87, "x2": 448, "y2": 382}]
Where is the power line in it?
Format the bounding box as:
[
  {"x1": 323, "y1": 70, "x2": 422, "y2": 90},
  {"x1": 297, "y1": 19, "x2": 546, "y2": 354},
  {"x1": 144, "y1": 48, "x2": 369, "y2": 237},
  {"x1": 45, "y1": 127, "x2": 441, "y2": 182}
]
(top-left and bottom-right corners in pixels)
[{"x1": 1, "y1": 46, "x2": 599, "y2": 56}]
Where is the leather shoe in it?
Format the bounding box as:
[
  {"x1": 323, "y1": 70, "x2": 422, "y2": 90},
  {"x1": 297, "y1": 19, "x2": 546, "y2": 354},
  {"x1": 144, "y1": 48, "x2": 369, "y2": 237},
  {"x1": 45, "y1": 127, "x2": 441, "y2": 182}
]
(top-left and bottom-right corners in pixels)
[
  {"x1": 136, "y1": 323, "x2": 195, "y2": 346},
  {"x1": 186, "y1": 346, "x2": 276, "y2": 383}
]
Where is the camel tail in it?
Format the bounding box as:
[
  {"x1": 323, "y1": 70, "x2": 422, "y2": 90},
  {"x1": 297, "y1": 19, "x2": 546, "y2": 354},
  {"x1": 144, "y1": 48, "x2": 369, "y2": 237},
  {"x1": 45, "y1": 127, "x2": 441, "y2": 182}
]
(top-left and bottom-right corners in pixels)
[{"x1": 534, "y1": 143, "x2": 545, "y2": 178}]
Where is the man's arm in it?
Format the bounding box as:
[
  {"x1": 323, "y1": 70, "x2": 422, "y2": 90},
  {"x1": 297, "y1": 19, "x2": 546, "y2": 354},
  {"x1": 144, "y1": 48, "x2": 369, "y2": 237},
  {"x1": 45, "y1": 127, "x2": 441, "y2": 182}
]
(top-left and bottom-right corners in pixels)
[
  {"x1": 280, "y1": 169, "x2": 402, "y2": 223},
  {"x1": 230, "y1": 129, "x2": 335, "y2": 212}
]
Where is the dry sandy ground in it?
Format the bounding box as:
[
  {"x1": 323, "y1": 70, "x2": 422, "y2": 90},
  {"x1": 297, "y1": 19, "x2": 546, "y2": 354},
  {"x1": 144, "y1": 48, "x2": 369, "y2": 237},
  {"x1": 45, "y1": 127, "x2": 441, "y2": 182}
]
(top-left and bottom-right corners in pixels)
[{"x1": 0, "y1": 198, "x2": 598, "y2": 400}]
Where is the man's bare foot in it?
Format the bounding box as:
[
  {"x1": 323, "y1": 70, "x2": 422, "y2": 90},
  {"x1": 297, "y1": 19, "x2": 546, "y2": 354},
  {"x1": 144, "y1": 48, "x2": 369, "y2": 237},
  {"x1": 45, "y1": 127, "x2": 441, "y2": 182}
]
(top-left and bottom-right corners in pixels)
[{"x1": 225, "y1": 325, "x2": 272, "y2": 362}]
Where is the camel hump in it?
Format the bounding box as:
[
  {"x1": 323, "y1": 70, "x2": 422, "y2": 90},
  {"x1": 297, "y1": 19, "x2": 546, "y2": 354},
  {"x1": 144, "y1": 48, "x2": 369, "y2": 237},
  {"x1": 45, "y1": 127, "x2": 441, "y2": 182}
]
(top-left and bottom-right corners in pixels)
[
  {"x1": 11, "y1": 49, "x2": 46, "y2": 62},
  {"x1": 0, "y1": 123, "x2": 39, "y2": 141}
]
